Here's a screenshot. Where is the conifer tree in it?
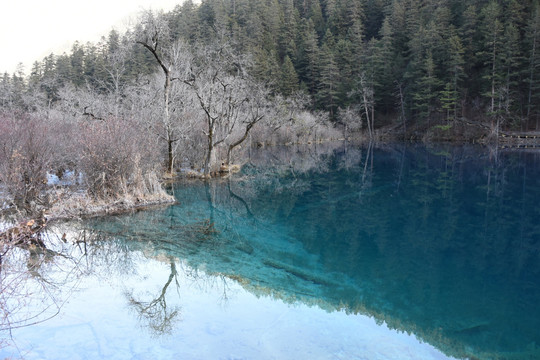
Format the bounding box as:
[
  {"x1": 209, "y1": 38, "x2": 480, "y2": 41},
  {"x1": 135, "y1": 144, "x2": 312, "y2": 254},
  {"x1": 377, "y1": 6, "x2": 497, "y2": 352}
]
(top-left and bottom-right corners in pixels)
[
  {"x1": 500, "y1": 22, "x2": 522, "y2": 121},
  {"x1": 55, "y1": 54, "x2": 72, "y2": 89},
  {"x1": 413, "y1": 51, "x2": 442, "y2": 121},
  {"x1": 70, "y1": 42, "x2": 85, "y2": 87},
  {"x1": 278, "y1": 0, "x2": 300, "y2": 60},
  {"x1": 442, "y1": 34, "x2": 465, "y2": 121},
  {"x1": 280, "y1": 55, "x2": 299, "y2": 96},
  {"x1": 317, "y1": 42, "x2": 340, "y2": 117},
  {"x1": 459, "y1": 4, "x2": 480, "y2": 101},
  {"x1": 371, "y1": 18, "x2": 397, "y2": 112},
  {"x1": 297, "y1": 20, "x2": 320, "y2": 94},
  {"x1": 526, "y1": 1, "x2": 540, "y2": 126},
  {"x1": 28, "y1": 62, "x2": 42, "y2": 92},
  {"x1": 0, "y1": 72, "x2": 11, "y2": 108},
  {"x1": 334, "y1": 38, "x2": 353, "y2": 106},
  {"x1": 479, "y1": 1, "x2": 504, "y2": 115},
  {"x1": 310, "y1": 0, "x2": 325, "y2": 38}
]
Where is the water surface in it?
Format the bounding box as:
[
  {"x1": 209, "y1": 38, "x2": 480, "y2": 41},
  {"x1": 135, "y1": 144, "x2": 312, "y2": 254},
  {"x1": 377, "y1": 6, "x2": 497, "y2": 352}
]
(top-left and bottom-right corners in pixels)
[{"x1": 1, "y1": 143, "x2": 539, "y2": 360}]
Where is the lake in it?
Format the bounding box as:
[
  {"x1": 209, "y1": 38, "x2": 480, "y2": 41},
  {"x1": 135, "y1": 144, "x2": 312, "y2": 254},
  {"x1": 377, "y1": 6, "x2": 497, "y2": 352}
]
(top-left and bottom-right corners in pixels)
[{"x1": 1, "y1": 142, "x2": 539, "y2": 360}]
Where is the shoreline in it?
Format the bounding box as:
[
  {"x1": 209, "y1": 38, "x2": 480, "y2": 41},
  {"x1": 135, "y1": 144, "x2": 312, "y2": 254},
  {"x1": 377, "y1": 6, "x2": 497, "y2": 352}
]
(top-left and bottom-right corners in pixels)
[
  {"x1": 2, "y1": 136, "x2": 539, "y2": 238},
  {"x1": 44, "y1": 191, "x2": 177, "y2": 223},
  {"x1": 0, "y1": 192, "x2": 177, "y2": 248}
]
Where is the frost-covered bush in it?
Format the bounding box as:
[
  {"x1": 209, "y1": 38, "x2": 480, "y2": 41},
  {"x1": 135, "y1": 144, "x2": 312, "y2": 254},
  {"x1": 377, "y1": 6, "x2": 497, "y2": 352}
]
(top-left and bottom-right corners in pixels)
[
  {"x1": 0, "y1": 112, "x2": 54, "y2": 214},
  {"x1": 75, "y1": 116, "x2": 161, "y2": 199}
]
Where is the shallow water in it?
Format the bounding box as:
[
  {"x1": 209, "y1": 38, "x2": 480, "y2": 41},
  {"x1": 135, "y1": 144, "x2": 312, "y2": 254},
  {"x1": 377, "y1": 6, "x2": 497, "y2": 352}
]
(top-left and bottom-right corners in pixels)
[{"x1": 1, "y1": 143, "x2": 539, "y2": 359}]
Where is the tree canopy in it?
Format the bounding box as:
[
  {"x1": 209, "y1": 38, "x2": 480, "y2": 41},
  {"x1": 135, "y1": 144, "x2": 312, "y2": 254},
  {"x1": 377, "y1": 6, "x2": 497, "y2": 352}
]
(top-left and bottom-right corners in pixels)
[{"x1": 2, "y1": 0, "x2": 539, "y2": 132}]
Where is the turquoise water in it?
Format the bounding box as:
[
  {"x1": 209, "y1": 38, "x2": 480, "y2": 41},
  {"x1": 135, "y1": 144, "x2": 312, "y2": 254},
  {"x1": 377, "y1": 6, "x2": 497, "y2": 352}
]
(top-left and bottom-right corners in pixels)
[{"x1": 1, "y1": 143, "x2": 539, "y2": 359}]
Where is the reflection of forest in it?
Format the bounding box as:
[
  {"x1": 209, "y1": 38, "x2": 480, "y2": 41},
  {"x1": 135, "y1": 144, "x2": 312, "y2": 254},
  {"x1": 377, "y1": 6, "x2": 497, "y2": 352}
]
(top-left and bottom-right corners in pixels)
[
  {"x1": 178, "y1": 143, "x2": 540, "y2": 360},
  {"x1": 281, "y1": 146, "x2": 540, "y2": 360},
  {"x1": 9, "y1": 143, "x2": 538, "y2": 360}
]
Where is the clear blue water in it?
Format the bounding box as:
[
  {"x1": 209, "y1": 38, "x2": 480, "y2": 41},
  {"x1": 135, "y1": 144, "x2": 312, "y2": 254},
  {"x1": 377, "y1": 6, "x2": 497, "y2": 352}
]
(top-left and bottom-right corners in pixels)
[{"x1": 1, "y1": 143, "x2": 539, "y2": 360}]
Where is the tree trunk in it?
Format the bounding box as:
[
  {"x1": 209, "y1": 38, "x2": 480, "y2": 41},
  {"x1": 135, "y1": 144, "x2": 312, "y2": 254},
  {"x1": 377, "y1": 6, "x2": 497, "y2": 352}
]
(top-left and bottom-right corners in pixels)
[
  {"x1": 397, "y1": 82, "x2": 407, "y2": 135},
  {"x1": 204, "y1": 129, "x2": 214, "y2": 177},
  {"x1": 491, "y1": 32, "x2": 497, "y2": 115},
  {"x1": 137, "y1": 40, "x2": 175, "y2": 174},
  {"x1": 527, "y1": 20, "x2": 537, "y2": 122},
  {"x1": 167, "y1": 138, "x2": 174, "y2": 174},
  {"x1": 226, "y1": 122, "x2": 255, "y2": 166},
  {"x1": 363, "y1": 93, "x2": 372, "y2": 139}
]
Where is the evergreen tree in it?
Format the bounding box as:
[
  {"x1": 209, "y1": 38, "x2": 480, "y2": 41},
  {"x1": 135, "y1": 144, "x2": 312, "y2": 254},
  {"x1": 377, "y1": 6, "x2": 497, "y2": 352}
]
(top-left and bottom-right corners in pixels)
[
  {"x1": 107, "y1": 29, "x2": 121, "y2": 54},
  {"x1": 253, "y1": 48, "x2": 280, "y2": 86},
  {"x1": 280, "y1": 55, "x2": 299, "y2": 95},
  {"x1": 41, "y1": 54, "x2": 60, "y2": 101},
  {"x1": 363, "y1": 0, "x2": 387, "y2": 40},
  {"x1": 459, "y1": 4, "x2": 481, "y2": 100},
  {"x1": 310, "y1": 0, "x2": 325, "y2": 37},
  {"x1": 278, "y1": 0, "x2": 300, "y2": 60},
  {"x1": 70, "y1": 41, "x2": 85, "y2": 87},
  {"x1": 371, "y1": 17, "x2": 397, "y2": 112},
  {"x1": 334, "y1": 38, "x2": 353, "y2": 105},
  {"x1": 296, "y1": 19, "x2": 320, "y2": 94},
  {"x1": 28, "y1": 61, "x2": 42, "y2": 92},
  {"x1": 525, "y1": 1, "x2": 540, "y2": 125},
  {"x1": 500, "y1": 21, "x2": 522, "y2": 120},
  {"x1": 55, "y1": 54, "x2": 72, "y2": 89},
  {"x1": 442, "y1": 34, "x2": 465, "y2": 121},
  {"x1": 83, "y1": 43, "x2": 100, "y2": 89},
  {"x1": 10, "y1": 64, "x2": 26, "y2": 109},
  {"x1": 440, "y1": 82, "x2": 459, "y2": 122},
  {"x1": 168, "y1": 0, "x2": 199, "y2": 44},
  {"x1": 316, "y1": 42, "x2": 340, "y2": 117},
  {"x1": 478, "y1": 0, "x2": 504, "y2": 115},
  {"x1": 0, "y1": 72, "x2": 11, "y2": 108},
  {"x1": 413, "y1": 51, "x2": 442, "y2": 121}
]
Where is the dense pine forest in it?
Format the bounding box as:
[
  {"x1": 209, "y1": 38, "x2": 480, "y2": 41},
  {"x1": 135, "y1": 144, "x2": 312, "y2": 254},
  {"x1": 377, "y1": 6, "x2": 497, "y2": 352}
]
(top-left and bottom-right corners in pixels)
[
  {"x1": 3, "y1": 0, "x2": 540, "y2": 131},
  {"x1": 1, "y1": 0, "x2": 540, "y2": 216}
]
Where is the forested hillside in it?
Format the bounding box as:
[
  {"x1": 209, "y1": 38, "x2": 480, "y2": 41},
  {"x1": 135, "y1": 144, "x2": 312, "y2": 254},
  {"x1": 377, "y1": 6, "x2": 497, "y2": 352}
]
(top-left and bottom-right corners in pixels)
[
  {"x1": 2, "y1": 0, "x2": 539, "y2": 132},
  {"x1": 1, "y1": 0, "x2": 539, "y2": 216}
]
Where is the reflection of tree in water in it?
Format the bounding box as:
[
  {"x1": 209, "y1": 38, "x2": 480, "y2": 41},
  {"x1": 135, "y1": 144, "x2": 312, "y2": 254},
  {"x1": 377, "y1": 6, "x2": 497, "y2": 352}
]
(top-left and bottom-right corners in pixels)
[
  {"x1": 125, "y1": 259, "x2": 180, "y2": 336},
  {"x1": 35, "y1": 143, "x2": 538, "y2": 360},
  {"x1": 0, "y1": 226, "x2": 86, "y2": 351},
  {"x1": 0, "y1": 213, "x2": 253, "y2": 356},
  {"x1": 164, "y1": 143, "x2": 540, "y2": 360},
  {"x1": 0, "y1": 222, "x2": 148, "y2": 354}
]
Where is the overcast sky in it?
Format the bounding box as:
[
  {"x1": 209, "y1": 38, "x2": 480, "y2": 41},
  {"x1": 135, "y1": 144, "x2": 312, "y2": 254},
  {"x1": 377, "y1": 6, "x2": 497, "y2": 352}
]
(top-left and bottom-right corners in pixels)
[{"x1": 0, "y1": 0, "x2": 183, "y2": 75}]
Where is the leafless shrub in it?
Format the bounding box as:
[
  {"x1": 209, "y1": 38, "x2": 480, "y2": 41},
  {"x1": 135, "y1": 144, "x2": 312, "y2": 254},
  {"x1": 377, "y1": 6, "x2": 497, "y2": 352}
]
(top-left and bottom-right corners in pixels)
[
  {"x1": 0, "y1": 112, "x2": 54, "y2": 215},
  {"x1": 75, "y1": 116, "x2": 161, "y2": 200},
  {"x1": 338, "y1": 106, "x2": 363, "y2": 136}
]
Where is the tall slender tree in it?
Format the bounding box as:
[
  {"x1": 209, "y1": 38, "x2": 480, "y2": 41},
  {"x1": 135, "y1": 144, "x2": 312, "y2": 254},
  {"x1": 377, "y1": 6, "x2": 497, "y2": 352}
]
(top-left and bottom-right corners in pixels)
[
  {"x1": 136, "y1": 10, "x2": 182, "y2": 174},
  {"x1": 479, "y1": 1, "x2": 504, "y2": 115},
  {"x1": 525, "y1": 1, "x2": 540, "y2": 127}
]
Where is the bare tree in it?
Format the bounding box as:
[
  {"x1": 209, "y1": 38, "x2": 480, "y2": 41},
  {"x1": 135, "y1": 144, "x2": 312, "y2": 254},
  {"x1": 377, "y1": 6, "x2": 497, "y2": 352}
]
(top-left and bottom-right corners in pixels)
[
  {"x1": 224, "y1": 80, "x2": 269, "y2": 166},
  {"x1": 101, "y1": 37, "x2": 133, "y2": 118},
  {"x1": 184, "y1": 43, "x2": 247, "y2": 176},
  {"x1": 357, "y1": 72, "x2": 375, "y2": 139},
  {"x1": 135, "y1": 10, "x2": 188, "y2": 174},
  {"x1": 338, "y1": 106, "x2": 363, "y2": 137}
]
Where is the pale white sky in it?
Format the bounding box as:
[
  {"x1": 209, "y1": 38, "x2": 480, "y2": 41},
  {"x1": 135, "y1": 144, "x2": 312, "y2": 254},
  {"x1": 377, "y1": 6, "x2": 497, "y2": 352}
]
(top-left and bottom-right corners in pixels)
[{"x1": 0, "y1": 0, "x2": 184, "y2": 75}]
